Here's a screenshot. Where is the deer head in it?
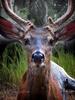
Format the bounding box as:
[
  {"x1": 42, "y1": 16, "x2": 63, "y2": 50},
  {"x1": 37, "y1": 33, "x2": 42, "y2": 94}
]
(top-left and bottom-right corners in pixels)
[{"x1": 0, "y1": 0, "x2": 74, "y2": 68}]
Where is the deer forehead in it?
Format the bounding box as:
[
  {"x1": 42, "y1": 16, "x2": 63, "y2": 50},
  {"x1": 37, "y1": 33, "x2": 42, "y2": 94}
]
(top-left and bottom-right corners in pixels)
[{"x1": 25, "y1": 27, "x2": 53, "y2": 38}]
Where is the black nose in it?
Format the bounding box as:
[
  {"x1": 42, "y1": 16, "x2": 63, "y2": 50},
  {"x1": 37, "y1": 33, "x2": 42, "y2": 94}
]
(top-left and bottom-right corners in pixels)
[{"x1": 32, "y1": 51, "x2": 44, "y2": 63}]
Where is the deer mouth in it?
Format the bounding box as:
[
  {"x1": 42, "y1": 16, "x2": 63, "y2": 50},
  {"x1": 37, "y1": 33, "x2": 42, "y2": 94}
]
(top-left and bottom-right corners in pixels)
[{"x1": 31, "y1": 61, "x2": 46, "y2": 68}]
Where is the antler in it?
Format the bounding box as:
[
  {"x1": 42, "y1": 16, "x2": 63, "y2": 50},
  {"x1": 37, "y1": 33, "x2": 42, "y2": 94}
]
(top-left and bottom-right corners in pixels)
[
  {"x1": 1, "y1": 0, "x2": 32, "y2": 26},
  {"x1": 48, "y1": 0, "x2": 74, "y2": 26}
]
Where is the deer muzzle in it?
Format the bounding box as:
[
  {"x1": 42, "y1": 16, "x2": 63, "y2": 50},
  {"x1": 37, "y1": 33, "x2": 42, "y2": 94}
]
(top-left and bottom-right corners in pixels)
[{"x1": 32, "y1": 50, "x2": 45, "y2": 64}]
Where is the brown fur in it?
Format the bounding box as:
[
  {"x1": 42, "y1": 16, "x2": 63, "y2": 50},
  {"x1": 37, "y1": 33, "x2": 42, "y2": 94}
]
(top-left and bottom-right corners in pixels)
[{"x1": 17, "y1": 64, "x2": 63, "y2": 100}]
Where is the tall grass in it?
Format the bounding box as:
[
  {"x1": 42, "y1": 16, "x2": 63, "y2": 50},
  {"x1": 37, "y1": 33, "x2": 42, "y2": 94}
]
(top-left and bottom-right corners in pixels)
[
  {"x1": 0, "y1": 42, "x2": 28, "y2": 85},
  {"x1": 52, "y1": 50, "x2": 75, "y2": 78}
]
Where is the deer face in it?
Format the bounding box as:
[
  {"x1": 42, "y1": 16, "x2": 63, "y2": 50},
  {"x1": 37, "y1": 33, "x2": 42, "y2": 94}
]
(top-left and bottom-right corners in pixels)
[{"x1": 21, "y1": 27, "x2": 55, "y2": 67}]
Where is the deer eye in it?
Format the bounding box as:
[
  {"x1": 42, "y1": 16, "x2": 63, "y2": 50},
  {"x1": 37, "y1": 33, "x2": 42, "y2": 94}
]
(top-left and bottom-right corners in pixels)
[
  {"x1": 47, "y1": 37, "x2": 54, "y2": 46},
  {"x1": 24, "y1": 38, "x2": 30, "y2": 45},
  {"x1": 48, "y1": 39, "x2": 54, "y2": 46}
]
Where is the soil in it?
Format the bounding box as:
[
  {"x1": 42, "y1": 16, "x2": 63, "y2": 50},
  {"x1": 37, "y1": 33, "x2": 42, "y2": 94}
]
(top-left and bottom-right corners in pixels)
[{"x1": 0, "y1": 83, "x2": 18, "y2": 100}]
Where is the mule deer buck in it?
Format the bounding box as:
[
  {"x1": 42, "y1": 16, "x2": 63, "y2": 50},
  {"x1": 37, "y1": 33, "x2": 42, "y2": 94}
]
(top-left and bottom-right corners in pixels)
[{"x1": 0, "y1": 0, "x2": 75, "y2": 100}]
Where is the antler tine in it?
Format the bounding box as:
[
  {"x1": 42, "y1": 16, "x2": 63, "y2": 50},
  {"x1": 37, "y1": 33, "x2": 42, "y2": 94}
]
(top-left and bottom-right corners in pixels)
[
  {"x1": 1, "y1": 0, "x2": 32, "y2": 25},
  {"x1": 48, "y1": 0, "x2": 74, "y2": 26}
]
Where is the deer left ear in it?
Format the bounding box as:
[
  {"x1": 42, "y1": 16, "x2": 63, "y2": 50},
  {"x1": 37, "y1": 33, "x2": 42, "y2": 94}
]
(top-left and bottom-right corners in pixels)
[{"x1": 0, "y1": 16, "x2": 24, "y2": 39}]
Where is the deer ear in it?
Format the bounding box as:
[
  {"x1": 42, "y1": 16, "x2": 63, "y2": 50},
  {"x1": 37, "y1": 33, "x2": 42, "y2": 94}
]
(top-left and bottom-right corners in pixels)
[
  {"x1": 54, "y1": 20, "x2": 75, "y2": 41},
  {"x1": 0, "y1": 16, "x2": 24, "y2": 39}
]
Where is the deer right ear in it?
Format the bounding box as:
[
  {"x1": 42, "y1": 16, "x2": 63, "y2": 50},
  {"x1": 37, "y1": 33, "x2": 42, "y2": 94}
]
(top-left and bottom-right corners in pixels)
[
  {"x1": 54, "y1": 20, "x2": 75, "y2": 41},
  {"x1": 0, "y1": 16, "x2": 24, "y2": 39}
]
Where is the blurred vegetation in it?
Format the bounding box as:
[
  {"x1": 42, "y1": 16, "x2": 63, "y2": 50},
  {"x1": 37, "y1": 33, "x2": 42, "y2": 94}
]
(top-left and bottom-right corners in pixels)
[
  {"x1": 0, "y1": 43, "x2": 28, "y2": 85},
  {"x1": 52, "y1": 43, "x2": 75, "y2": 78},
  {"x1": 17, "y1": 0, "x2": 67, "y2": 25},
  {"x1": 19, "y1": 8, "x2": 29, "y2": 19},
  {"x1": 52, "y1": 50, "x2": 75, "y2": 78}
]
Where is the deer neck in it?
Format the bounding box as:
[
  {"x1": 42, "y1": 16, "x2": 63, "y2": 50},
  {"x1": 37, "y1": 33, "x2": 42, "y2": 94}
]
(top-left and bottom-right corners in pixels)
[
  {"x1": 26, "y1": 60, "x2": 63, "y2": 100},
  {"x1": 26, "y1": 62, "x2": 51, "y2": 100}
]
